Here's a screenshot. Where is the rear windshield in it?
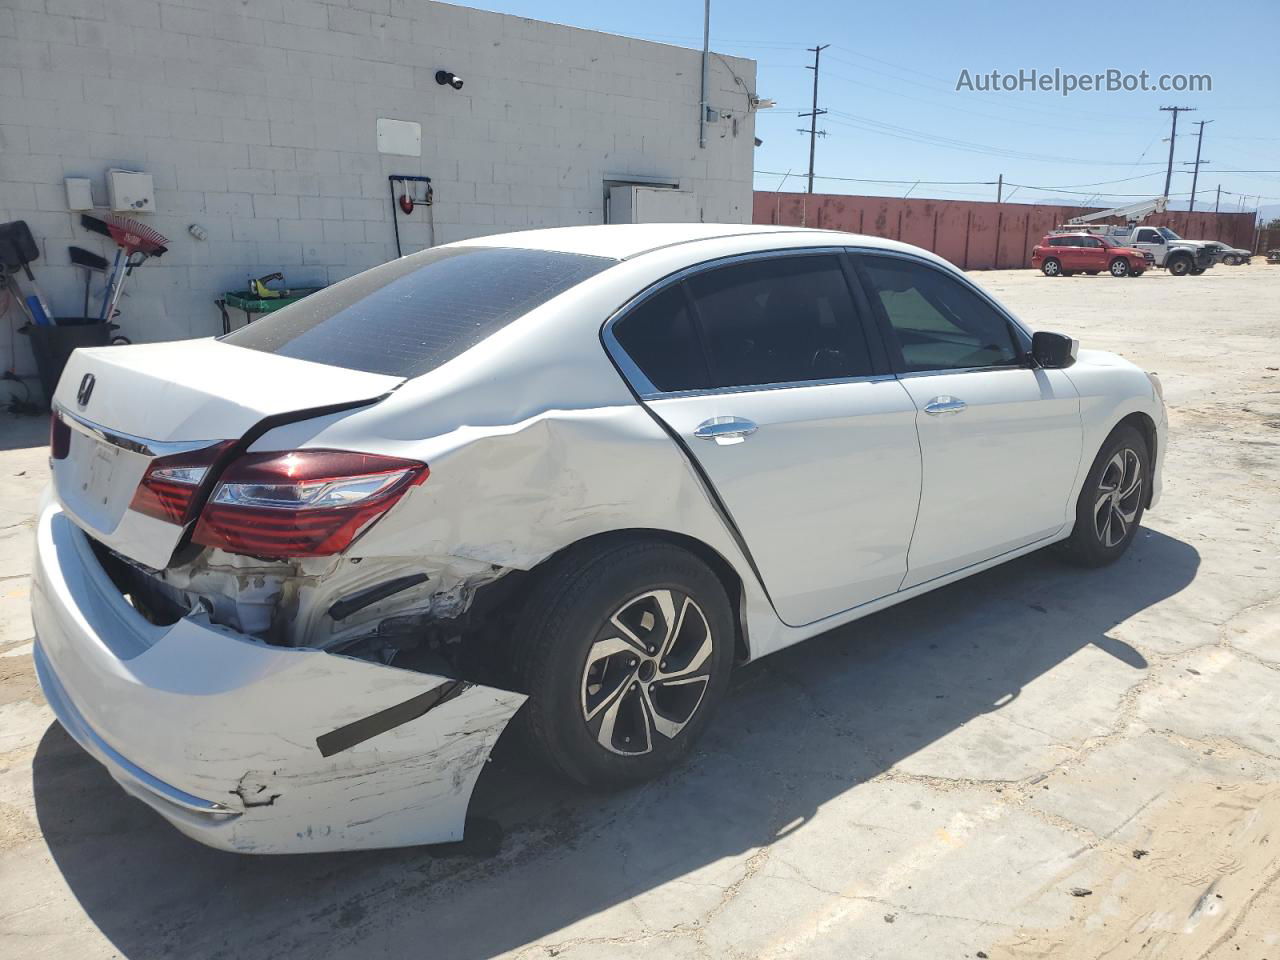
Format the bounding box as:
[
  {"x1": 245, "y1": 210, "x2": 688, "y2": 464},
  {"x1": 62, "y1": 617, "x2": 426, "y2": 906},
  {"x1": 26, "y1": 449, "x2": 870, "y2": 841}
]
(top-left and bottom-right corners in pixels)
[{"x1": 222, "y1": 246, "x2": 616, "y2": 378}]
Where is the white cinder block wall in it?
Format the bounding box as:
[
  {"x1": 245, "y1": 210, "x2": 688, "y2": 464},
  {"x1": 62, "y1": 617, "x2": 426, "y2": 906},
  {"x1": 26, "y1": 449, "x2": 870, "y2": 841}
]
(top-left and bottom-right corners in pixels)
[{"x1": 0, "y1": 0, "x2": 757, "y2": 378}]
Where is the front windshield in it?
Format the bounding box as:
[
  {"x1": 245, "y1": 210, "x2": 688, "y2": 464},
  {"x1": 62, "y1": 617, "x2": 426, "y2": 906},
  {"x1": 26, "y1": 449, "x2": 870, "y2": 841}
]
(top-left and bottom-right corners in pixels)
[{"x1": 1158, "y1": 227, "x2": 1182, "y2": 240}]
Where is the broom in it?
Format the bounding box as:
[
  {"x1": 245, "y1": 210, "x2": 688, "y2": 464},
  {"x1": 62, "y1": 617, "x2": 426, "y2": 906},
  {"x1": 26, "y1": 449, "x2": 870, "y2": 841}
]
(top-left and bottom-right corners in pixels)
[{"x1": 80, "y1": 214, "x2": 169, "y2": 322}]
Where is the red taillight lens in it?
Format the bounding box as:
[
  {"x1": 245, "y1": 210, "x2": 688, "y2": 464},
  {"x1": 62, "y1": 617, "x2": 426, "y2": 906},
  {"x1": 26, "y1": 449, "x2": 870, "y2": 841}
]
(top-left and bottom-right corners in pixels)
[
  {"x1": 192, "y1": 450, "x2": 428, "y2": 559},
  {"x1": 129, "y1": 442, "x2": 234, "y2": 524},
  {"x1": 50, "y1": 413, "x2": 71, "y2": 460}
]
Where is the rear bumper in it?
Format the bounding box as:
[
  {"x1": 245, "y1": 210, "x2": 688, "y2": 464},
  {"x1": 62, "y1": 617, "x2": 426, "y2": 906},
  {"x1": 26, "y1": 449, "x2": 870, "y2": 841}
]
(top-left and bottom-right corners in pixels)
[{"x1": 31, "y1": 493, "x2": 525, "y2": 853}]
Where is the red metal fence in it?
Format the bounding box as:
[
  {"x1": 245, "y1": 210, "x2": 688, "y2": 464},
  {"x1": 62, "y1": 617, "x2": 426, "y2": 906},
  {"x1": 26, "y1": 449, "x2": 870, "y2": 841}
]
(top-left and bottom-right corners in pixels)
[{"x1": 753, "y1": 192, "x2": 1259, "y2": 270}]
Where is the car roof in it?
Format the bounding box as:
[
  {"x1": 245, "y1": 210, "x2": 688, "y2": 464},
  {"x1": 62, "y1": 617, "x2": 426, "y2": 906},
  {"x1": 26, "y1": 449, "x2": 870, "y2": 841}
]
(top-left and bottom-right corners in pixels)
[{"x1": 454, "y1": 223, "x2": 944, "y2": 264}]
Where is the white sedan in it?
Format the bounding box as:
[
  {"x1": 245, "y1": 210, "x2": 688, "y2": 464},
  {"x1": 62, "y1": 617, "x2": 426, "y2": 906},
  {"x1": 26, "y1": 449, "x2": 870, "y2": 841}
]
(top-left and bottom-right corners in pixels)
[{"x1": 33, "y1": 224, "x2": 1166, "y2": 853}]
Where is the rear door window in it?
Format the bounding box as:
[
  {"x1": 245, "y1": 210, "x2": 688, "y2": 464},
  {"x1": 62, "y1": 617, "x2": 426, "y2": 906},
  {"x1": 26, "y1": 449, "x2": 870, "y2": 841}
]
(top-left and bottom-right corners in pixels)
[
  {"x1": 684, "y1": 254, "x2": 873, "y2": 389},
  {"x1": 222, "y1": 246, "x2": 615, "y2": 378},
  {"x1": 610, "y1": 285, "x2": 711, "y2": 393}
]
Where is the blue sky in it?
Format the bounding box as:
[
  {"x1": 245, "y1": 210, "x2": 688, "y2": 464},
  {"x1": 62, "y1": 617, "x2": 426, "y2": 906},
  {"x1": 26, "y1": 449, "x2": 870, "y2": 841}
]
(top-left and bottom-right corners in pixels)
[{"x1": 469, "y1": 0, "x2": 1280, "y2": 217}]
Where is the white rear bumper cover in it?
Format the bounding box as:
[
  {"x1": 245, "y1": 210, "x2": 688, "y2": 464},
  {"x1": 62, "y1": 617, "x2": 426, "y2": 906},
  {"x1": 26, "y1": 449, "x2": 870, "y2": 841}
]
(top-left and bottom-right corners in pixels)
[{"x1": 31, "y1": 498, "x2": 525, "y2": 854}]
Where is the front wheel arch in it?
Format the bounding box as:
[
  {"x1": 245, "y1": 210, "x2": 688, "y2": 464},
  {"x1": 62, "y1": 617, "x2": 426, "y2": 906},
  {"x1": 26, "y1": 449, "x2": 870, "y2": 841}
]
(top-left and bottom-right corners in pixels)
[{"x1": 1113, "y1": 411, "x2": 1158, "y2": 508}]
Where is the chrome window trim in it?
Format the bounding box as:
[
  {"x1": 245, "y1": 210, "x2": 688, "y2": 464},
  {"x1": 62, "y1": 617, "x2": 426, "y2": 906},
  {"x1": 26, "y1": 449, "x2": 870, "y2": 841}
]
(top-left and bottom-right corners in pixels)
[
  {"x1": 54, "y1": 405, "x2": 220, "y2": 459},
  {"x1": 644, "y1": 372, "x2": 899, "y2": 402},
  {"x1": 601, "y1": 246, "x2": 873, "y2": 400}
]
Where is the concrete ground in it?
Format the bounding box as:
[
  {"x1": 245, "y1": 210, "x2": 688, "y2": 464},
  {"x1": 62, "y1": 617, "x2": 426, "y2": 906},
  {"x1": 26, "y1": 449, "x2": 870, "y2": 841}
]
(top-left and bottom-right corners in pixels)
[{"x1": 1, "y1": 263, "x2": 1279, "y2": 959}]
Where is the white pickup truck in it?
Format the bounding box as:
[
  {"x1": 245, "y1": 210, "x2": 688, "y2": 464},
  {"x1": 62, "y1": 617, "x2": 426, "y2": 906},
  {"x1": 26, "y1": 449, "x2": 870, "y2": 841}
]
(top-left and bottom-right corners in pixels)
[{"x1": 1102, "y1": 226, "x2": 1218, "y2": 276}]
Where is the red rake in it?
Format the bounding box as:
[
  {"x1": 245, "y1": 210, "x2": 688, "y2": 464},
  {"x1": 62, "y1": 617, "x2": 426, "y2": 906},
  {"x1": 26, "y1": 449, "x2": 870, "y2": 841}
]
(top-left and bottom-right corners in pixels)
[{"x1": 80, "y1": 213, "x2": 169, "y2": 322}]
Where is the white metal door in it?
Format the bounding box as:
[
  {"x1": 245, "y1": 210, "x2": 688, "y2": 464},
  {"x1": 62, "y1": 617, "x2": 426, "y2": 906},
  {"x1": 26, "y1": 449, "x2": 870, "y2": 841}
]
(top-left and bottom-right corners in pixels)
[
  {"x1": 896, "y1": 367, "x2": 1082, "y2": 588},
  {"x1": 646, "y1": 378, "x2": 922, "y2": 626}
]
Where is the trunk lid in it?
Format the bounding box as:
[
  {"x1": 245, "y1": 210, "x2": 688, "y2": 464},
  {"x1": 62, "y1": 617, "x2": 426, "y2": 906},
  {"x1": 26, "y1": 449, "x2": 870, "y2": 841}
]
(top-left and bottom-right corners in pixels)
[{"x1": 51, "y1": 339, "x2": 401, "y2": 569}]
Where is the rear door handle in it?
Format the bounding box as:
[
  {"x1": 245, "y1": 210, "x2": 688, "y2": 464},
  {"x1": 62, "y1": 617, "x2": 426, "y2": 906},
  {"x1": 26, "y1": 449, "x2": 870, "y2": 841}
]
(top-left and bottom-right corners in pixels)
[
  {"x1": 693, "y1": 416, "x2": 758, "y2": 443},
  {"x1": 923, "y1": 396, "x2": 967, "y2": 416}
]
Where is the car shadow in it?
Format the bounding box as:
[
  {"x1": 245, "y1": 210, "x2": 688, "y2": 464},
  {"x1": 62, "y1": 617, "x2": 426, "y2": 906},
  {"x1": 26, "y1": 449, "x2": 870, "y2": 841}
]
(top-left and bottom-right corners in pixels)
[{"x1": 32, "y1": 529, "x2": 1197, "y2": 959}]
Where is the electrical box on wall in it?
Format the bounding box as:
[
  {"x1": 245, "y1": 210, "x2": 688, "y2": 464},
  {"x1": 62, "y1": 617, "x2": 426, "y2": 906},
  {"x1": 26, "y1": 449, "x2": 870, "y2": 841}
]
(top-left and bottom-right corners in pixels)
[
  {"x1": 608, "y1": 185, "x2": 700, "y2": 224},
  {"x1": 64, "y1": 178, "x2": 94, "y2": 211},
  {"x1": 107, "y1": 169, "x2": 155, "y2": 213},
  {"x1": 377, "y1": 118, "x2": 422, "y2": 157}
]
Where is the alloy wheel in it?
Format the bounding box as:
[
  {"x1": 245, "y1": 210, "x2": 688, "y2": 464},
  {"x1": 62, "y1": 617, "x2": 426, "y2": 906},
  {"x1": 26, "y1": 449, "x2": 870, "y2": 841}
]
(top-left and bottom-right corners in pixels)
[
  {"x1": 580, "y1": 589, "x2": 714, "y2": 756},
  {"x1": 1111, "y1": 259, "x2": 1129, "y2": 277},
  {"x1": 1093, "y1": 448, "x2": 1143, "y2": 548}
]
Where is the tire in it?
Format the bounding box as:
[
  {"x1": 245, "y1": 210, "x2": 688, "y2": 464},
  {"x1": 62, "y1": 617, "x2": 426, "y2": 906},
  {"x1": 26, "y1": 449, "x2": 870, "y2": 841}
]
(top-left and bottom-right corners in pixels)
[
  {"x1": 511, "y1": 539, "x2": 734, "y2": 788},
  {"x1": 1167, "y1": 255, "x2": 1193, "y2": 276},
  {"x1": 1058, "y1": 424, "x2": 1150, "y2": 567},
  {"x1": 1190, "y1": 267, "x2": 1206, "y2": 275},
  {"x1": 1108, "y1": 258, "x2": 1130, "y2": 278},
  {"x1": 1223, "y1": 254, "x2": 1239, "y2": 266},
  {"x1": 1041, "y1": 258, "x2": 1062, "y2": 277}
]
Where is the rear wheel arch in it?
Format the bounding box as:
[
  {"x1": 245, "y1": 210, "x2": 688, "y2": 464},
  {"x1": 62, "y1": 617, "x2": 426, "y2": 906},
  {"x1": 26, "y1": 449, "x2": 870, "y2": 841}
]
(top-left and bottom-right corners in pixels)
[{"x1": 515, "y1": 529, "x2": 750, "y2": 666}]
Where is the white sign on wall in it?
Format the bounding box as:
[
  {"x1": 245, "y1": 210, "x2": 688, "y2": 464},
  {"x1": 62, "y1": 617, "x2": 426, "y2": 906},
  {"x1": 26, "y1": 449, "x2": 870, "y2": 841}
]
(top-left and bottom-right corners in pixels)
[{"x1": 377, "y1": 118, "x2": 422, "y2": 157}]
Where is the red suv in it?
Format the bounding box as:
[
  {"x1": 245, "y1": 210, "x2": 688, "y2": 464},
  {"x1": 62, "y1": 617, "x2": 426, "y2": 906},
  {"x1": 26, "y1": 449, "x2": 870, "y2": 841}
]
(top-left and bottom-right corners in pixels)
[{"x1": 1032, "y1": 233, "x2": 1152, "y2": 278}]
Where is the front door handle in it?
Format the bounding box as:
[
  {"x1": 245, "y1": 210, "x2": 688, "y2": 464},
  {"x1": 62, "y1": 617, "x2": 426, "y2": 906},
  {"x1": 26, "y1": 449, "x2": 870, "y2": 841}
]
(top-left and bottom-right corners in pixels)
[
  {"x1": 923, "y1": 396, "x2": 967, "y2": 416},
  {"x1": 693, "y1": 416, "x2": 758, "y2": 443}
]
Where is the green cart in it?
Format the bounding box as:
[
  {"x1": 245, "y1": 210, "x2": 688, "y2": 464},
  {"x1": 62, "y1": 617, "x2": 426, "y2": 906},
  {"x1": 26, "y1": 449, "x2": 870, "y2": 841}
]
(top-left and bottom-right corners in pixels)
[{"x1": 216, "y1": 284, "x2": 324, "y2": 335}]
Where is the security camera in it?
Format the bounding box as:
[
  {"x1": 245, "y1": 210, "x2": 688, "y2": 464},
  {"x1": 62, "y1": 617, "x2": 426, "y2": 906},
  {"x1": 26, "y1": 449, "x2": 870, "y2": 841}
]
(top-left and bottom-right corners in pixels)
[{"x1": 435, "y1": 70, "x2": 464, "y2": 91}]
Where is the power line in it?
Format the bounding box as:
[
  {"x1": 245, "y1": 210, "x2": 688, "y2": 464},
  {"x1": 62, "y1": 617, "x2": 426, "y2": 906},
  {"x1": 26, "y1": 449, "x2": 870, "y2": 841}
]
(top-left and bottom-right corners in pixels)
[
  {"x1": 823, "y1": 111, "x2": 1166, "y2": 166},
  {"x1": 824, "y1": 48, "x2": 1134, "y2": 125},
  {"x1": 751, "y1": 170, "x2": 1280, "y2": 204},
  {"x1": 754, "y1": 169, "x2": 996, "y2": 185},
  {"x1": 819, "y1": 68, "x2": 1099, "y2": 135}
]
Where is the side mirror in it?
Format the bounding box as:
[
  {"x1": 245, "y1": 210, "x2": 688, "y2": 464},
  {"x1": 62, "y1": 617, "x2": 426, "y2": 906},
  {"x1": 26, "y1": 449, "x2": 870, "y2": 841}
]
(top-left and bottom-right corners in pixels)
[{"x1": 1032, "y1": 331, "x2": 1078, "y2": 369}]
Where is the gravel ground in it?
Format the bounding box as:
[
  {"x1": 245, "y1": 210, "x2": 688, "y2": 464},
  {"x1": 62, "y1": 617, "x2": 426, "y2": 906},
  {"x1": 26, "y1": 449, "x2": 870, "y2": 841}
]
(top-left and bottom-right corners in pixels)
[{"x1": 0, "y1": 262, "x2": 1277, "y2": 960}]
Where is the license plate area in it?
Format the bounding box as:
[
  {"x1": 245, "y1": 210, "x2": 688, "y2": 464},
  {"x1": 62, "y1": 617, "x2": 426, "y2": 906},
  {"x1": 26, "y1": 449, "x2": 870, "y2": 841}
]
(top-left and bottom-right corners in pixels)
[{"x1": 53, "y1": 429, "x2": 152, "y2": 535}]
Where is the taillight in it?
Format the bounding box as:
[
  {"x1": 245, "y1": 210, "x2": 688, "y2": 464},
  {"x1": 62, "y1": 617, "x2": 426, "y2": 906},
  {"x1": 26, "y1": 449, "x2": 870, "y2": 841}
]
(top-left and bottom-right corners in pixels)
[
  {"x1": 129, "y1": 442, "x2": 234, "y2": 524},
  {"x1": 50, "y1": 412, "x2": 70, "y2": 460},
  {"x1": 192, "y1": 450, "x2": 428, "y2": 559}
]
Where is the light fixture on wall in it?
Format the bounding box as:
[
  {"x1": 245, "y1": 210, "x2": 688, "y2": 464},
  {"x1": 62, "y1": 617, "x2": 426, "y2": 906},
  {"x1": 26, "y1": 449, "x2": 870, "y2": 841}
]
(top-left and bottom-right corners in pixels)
[{"x1": 435, "y1": 70, "x2": 464, "y2": 90}]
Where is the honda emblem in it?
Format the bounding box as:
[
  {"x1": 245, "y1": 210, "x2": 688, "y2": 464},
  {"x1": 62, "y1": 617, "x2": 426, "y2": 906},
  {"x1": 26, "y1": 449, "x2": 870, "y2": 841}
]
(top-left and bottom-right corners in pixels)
[{"x1": 76, "y1": 373, "x2": 95, "y2": 408}]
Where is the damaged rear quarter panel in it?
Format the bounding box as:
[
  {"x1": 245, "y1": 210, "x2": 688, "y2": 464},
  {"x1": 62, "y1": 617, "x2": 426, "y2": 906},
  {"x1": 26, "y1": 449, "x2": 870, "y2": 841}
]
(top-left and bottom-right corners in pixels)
[{"x1": 245, "y1": 253, "x2": 797, "y2": 656}]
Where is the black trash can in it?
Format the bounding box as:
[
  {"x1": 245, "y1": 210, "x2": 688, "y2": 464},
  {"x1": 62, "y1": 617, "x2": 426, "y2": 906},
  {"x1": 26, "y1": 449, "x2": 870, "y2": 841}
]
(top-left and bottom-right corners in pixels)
[{"x1": 22, "y1": 319, "x2": 118, "y2": 409}]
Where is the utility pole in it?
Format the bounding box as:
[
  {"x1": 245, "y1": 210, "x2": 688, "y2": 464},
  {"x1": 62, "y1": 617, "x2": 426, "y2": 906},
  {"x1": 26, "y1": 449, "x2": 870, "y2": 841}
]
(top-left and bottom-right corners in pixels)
[
  {"x1": 1214, "y1": 183, "x2": 1221, "y2": 214},
  {"x1": 800, "y1": 44, "x2": 829, "y2": 194},
  {"x1": 997, "y1": 173, "x2": 1003, "y2": 203},
  {"x1": 1160, "y1": 106, "x2": 1195, "y2": 199},
  {"x1": 697, "y1": 0, "x2": 710, "y2": 149},
  {"x1": 1188, "y1": 119, "x2": 1213, "y2": 212}
]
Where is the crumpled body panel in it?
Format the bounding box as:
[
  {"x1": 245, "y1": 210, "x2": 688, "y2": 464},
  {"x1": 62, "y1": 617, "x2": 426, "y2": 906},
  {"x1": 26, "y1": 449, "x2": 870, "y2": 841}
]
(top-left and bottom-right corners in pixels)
[{"x1": 32, "y1": 498, "x2": 525, "y2": 854}]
